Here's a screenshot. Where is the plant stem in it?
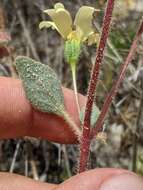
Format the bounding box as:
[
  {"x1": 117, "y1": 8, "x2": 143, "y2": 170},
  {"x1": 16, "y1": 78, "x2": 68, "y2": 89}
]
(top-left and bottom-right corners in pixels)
[
  {"x1": 91, "y1": 19, "x2": 143, "y2": 139},
  {"x1": 71, "y1": 64, "x2": 81, "y2": 118},
  {"x1": 78, "y1": 0, "x2": 115, "y2": 173},
  {"x1": 62, "y1": 110, "x2": 82, "y2": 141}
]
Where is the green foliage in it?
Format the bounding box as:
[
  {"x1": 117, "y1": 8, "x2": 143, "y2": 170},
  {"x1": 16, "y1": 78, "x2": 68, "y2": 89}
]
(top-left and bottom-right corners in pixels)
[
  {"x1": 15, "y1": 56, "x2": 65, "y2": 116},
  {"x1": 80, "y1": 104, "x2": 100, "y2": 128},
  {"x1": 110, "y1": 29, "x2": 135, "y2": 50}
]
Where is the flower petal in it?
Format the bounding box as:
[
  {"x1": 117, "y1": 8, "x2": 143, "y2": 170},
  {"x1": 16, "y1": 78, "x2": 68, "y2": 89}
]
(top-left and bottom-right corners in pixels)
[
  {"x1": 74, "y1": 6, "x2": 100, "y2": 40},
  {"x1": 39, "y1": 21, "x2": 58, "y2": 31},
  {"x1": 44, "y1": 5, "x2": 72, "y2": 39},
  {"x1": 87, "y1": 32, "x2": 100, "y2": 46},
  {"x1": 54, "y1": 3, "x2": 65, "y2": 10}
]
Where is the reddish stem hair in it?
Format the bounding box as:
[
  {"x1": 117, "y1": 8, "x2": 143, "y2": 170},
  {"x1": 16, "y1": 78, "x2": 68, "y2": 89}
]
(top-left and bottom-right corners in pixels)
[
  {"x1": 79, "y1": 0, "x2": 115, "y2": 173},
  {"x1": 91, "y1": 19, "x2": 143, "y2": 139}
]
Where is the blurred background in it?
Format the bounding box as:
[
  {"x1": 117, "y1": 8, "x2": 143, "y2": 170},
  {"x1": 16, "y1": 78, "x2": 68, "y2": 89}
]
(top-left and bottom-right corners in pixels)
[{"x1": 0, "y1": 0, "x2": 143, "y2": 184}]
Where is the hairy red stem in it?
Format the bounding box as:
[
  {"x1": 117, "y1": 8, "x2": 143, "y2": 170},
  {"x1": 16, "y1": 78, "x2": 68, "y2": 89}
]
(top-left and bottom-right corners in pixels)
[
  {"x1": 91, "y1": 19, "x2": 143, "y2": 139},
  {"x1": 78, "y1": 0, "x2": 115, "y2": 173}
]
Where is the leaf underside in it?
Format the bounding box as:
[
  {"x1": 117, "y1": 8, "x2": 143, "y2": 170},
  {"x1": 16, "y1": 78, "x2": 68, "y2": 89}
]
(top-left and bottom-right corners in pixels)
[
  {"x1": 80, "y1": 104, "x2": 100, "y2": 128},
  {"x1": 15, "y1": 56, "x2": 65, "y2": 116}
]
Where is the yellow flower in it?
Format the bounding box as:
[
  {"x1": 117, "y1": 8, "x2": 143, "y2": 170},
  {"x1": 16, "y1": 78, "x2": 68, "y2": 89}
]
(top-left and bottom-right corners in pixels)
[
  {"x1": 39, "y1": 2, "x2": 100, "y2": 45},
  {"x1": 39, "y1": 3, "x2": 100, "y2": 117}
]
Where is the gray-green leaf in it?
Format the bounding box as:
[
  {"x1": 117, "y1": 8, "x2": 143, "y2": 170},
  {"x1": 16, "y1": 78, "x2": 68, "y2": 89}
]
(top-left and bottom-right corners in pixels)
[
  {"x1": 15, "y1": 56, "x2": 65, "y2": 116},
  {"x1": 80, "y1": 104, "x2": 100, "y2": 128}
]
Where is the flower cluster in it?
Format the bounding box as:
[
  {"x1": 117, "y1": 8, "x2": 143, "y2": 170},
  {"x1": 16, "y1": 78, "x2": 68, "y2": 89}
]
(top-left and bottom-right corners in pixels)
[
  {"x1": 39, "y1": 3, "x2": 100, "y2": 116},
  {"x1": 39, "y1": 2, "x2": 100, "y2": 46}
]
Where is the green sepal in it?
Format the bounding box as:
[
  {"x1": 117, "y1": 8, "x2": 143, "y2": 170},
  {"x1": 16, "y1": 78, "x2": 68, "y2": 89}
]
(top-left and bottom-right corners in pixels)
[{"x1": 64, "y1": 39, "x2": 81, "y2": 65}]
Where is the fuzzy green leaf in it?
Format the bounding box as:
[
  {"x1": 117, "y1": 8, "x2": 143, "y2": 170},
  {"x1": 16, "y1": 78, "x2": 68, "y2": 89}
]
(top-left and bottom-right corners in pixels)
[
  {"x1": 80, "y1": 104, "x2": 100, "y2": 128},
  {"x1": 15, "y1": 56, "x2": 65, "y2": 116}
]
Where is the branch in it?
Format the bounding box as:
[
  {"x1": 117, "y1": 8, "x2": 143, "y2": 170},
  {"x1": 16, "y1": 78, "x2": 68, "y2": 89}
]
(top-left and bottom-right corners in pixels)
[
  {"x1": 78, "y1": 0, "x2": 115, "y2": 173},
  {"x1": 91, "y1": 19, "x2": 143, "y2": 139}
]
